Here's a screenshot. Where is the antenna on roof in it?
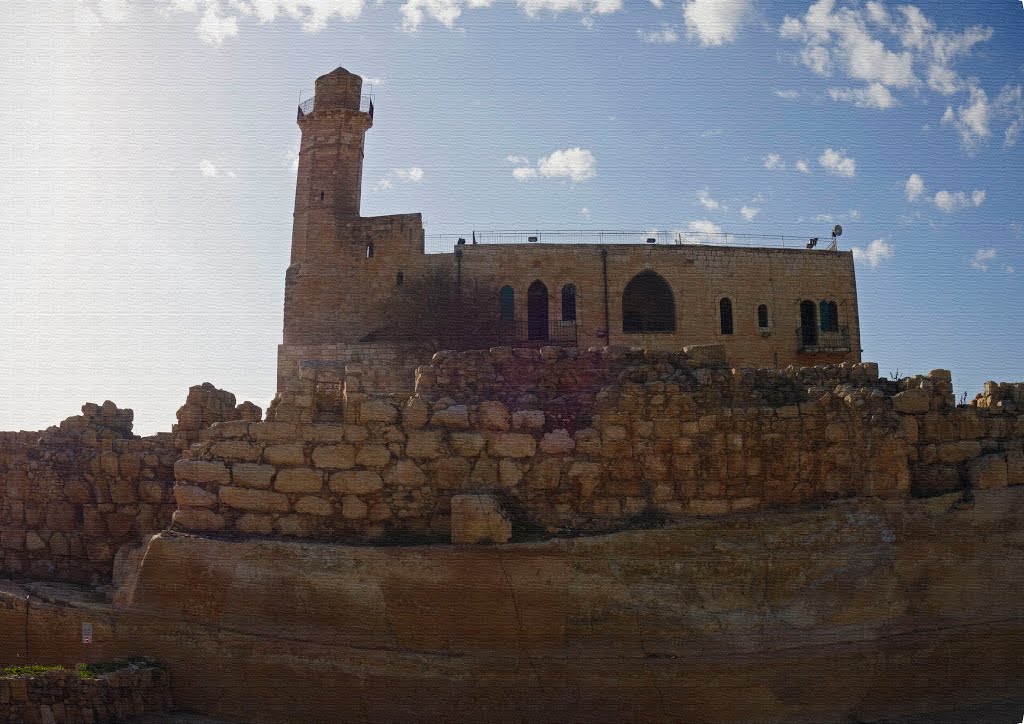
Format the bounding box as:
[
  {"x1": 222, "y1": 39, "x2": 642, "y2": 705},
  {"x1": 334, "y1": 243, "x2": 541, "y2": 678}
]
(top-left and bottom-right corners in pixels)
[{"x1": 831, "y1": 224, "x2": 843, "y2": 250}]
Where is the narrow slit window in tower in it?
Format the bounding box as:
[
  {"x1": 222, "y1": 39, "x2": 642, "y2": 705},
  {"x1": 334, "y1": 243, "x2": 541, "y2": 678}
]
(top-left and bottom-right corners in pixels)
[{"x1": 719, "y1": 297, "x2": 734, "y2": 335}]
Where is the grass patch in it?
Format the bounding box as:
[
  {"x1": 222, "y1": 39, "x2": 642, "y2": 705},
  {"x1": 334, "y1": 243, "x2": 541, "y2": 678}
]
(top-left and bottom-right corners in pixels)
[
  {"x1": 2, "y1": 664, "x2": 64, "y2": 677},
  {"x1": 75, "y1": 657, "x2": 158, "y2": 678}
]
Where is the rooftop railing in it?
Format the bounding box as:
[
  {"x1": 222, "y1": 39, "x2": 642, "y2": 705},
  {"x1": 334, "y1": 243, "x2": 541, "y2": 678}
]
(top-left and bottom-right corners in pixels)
[
  {"x1": 424, "y1": 229, "x2": 839, "y2": 254},
  {"x1": 297, "y1": 94, "x2": 375, "y2": 120}
]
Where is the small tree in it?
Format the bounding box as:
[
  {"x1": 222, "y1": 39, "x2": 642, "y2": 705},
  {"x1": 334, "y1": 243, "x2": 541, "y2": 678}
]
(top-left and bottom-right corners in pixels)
[{"x1": 368, "y1": 267, "x2": 505, "y2": 352}]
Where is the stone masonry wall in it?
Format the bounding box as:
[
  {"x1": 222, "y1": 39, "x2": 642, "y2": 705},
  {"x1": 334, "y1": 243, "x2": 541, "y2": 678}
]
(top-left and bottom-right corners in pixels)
[
  {"x1": 0, "y1": 663, "x2": 171, "y2": 723},
  {"x1": 0, "y1": 385, "x2": 260, "y2": 584},
  {"x1": 0, "y1": 403, "x2": 177, "y2": 584},
  {"x1": 171, "y1": 345, "x2": 1024, "y2": 542}
]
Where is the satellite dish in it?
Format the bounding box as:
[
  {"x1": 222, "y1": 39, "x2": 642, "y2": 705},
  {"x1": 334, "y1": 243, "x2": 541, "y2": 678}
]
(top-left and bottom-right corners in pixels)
[{"x1": 832, "y1": 224, "x2": 843, "y2": 237}]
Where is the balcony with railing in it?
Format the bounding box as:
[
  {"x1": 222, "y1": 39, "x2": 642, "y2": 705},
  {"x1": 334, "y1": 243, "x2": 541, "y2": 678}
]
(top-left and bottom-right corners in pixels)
[
  {"x1": 796, "y1": 326, "x2": 851, "y2": 353},
  {"x1": 496, "y1": 319, "x2": 578, "y2": 347},
  {"x1": 297, "y1": 94, "x2": 374, "y2": 120}
]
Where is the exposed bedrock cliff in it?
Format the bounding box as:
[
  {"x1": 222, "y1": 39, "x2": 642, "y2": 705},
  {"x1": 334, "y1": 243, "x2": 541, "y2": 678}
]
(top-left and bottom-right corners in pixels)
[{"x1": 104, "y1": 487, "x2": 1024, "y2": 723}]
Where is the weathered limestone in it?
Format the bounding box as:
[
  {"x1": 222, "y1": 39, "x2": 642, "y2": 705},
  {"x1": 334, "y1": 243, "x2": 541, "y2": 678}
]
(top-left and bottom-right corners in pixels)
[{"x1": 450, "y1": 494, "x2": 512, "y2": 544}]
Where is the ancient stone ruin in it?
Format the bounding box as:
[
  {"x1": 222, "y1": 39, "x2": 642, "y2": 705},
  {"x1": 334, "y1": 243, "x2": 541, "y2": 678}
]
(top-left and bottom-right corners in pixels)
[{"x1": 2, "y1": 67, "x2": 1023, "y2": 722}]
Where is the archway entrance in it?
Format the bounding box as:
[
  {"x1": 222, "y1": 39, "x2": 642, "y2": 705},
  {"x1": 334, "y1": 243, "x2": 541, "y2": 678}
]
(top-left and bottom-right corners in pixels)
[
  {"x1": 622, "y1": 271, "x2": 675, "y2": 333},
  {"x1": 527, "y1": 280, "x2": 549, "y2": 341}
]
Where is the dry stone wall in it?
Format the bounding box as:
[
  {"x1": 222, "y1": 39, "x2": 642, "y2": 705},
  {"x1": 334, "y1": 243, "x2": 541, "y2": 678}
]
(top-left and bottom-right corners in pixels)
[
  {"x1": 173, "y1": 345, "x2": 1024, "y2": 542},
  {"x1": 0, "y1": 663, "x2": 171, "y2": 723},
  {"x1": 0, "y1": 385, "x2": 261, "y2": 584}
]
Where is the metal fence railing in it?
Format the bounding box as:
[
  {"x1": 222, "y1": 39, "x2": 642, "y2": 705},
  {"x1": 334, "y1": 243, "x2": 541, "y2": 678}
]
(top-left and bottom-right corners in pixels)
[
  {"x1": 496, "y1": 319, "x2": 578, "y2": 346},
  {"x1": 297, "y1": 94, "x2": 374, "y2": 120},
  {"x1": 796, "y1": 327, "x2": 851, "y2": 353},
  {"x1": 425, "y1": 229, "x2": 835, "y2": 255}
]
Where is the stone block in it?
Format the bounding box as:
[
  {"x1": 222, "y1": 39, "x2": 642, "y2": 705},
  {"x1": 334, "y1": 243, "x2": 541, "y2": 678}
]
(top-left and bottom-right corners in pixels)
[
  {"x1": 341, "y1": 495, "x2": 368, "y2": 519},
  {"x1": 294, "y1": 496, "x2": 334, "y2": 516},
  {"x1": 174, "y1": 460, "x2": 230, "y2": 485},
  {"x1": 211, "y1": 440, "x2": 262, "y2": 462},
  {"x1": 249, "y1": 422, "x2": 299, "y2": 443},
  {"x1": 406, "y1": 430, "x2": 445, "y2": 460},
  {"x1": 479, "y1": 400, "x2": 510, "y2": 431},
  {"x1": 449, "y1": 432, "x2": 485, "y2": 457},
  {"x1": 329, "y1": 470, "x2": 384, "y2": 495},
  {"x1": 312, "y1": 444, "x2": 356, "y2": 469},
  {"x1": 540, "y1": 429, "x2": 575, "y2": 455},
  {"x1": 356, "y1": 444, "x2": 392, "y2": 468},
  {"x1": 402, "y1": 398, "x2": 429, "y2": 430},
  {"x1": 172, "y1": 507, "x2": 226, "y2": 531},
  {"x1": 173, "y1": 484, "x2": 217, "y2": 509},
  {"x1": 450, "y1": 494, "x2": 512, "y2": 544},
  {"x1": 264, "y1": 443, "x2": 306, "y2": 466},
  {"x1": 386, "y1": 460, "x2": 427, "y2": 487},
  {"x1": 109, "y1": 479, "x2": 138, "y2": 504},
  {"x1": 689, "y1": 499, "x2": 730, "y2": 516},
  {"x1": 274, "y1": 468, "x2": 324, "y2": 494},
  {"x1": 527, "y1": 459, "x2": 562, "y2": 490},
  {"x1": 969, "y1": 454, "x2": 1008, "y2": 490},
  {"x1": 1, "y1": 529, "x2": 25, "y2": 551},
  {"x1": 937, "y1": 440, "x2": 982, "y2": 464},
  {"x1": 360, "y1": 399, "x2": 399, "y2": 424},
  {"x1": 301, "y1": 424, "x2": 346, "y2": 443},
  {"x1": 893, "y1": 389, "x2": 930, "y2": 414},
  {"x1": 432, "y1": 405, "x2": 471, "y2": 429},
  {"x1": 232, "y1": 463, "x2": 276, "y2": 489},
  {"x1": 488, "y1": 433, "x2": 536, "y2": 459},
  {"x1": 429, "y1": 457, "x2": 471, "y2": 490},
  {"x1": 512, "y1": 410, "x2": 545, "y2": 431},
  {"x1": 138, "y1": 480, "x2": 167, "y2": 504},
  {"x1": 683, "y1": 343, "x2": 726, "y2": 366},
  {"x1": 220, "y1": 486, "x2": 290, "y2": 513},
  {"x1": 498, "y1": 459, "x2": 522, "y2": 488},
  {"x1": 235, "y1": 513, "x2": 274, "y2": 535},
  {"x1": 1007, "y1": 450, "x2": 1024, "y2": 486},
  {"x1": 568, "y1": 462, "x2": 603, "y2": 498},
  {"x1": 45, "y1": 502, "x2": 77, "y2": 533}
]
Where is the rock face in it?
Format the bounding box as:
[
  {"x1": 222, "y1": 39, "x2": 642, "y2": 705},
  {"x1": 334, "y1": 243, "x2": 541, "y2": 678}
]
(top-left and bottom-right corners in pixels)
[
  {"x1": 450, "y1": 494, "x2": 511, "y2": 544},
  {"x1": 9, "y1": 486, "x2": 1002, "y2": 724}
]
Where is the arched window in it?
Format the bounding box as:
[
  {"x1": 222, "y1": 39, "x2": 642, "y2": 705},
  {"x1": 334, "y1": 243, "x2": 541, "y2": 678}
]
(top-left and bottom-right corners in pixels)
[
  {"x1": 366, "y1": 242, "x2": 374, "y2": 259},
  {"x1": 719, "y1": 297, "x2": 734, "y2": 335},
  {"x1": 561, "y1": 284, "x2": 577, "y2": 321},
  {"x1": 319, "y1": 191, "x2": 325, "y2": 201},
  {"x1": 757, "y1": 304, "x2": 769, "y2": 329},
  {"x1": 499, "y1": 286, "x2": 514, "y2": 322},
  {"x1": 800, "y1": 300, "x2": 818, "y2": 346},
  {"x1": 396, "y1": 271, "x2": 404, "y2": 286},
  {"x1": 527, "y1": 280, "x2": 549, "y2": 341},
  {"x1": 622, "y1": 271, "x2": 675, "y2": 333},
  {"x1": 820, "y1": 300, "x2": 839, "y2": 331}
]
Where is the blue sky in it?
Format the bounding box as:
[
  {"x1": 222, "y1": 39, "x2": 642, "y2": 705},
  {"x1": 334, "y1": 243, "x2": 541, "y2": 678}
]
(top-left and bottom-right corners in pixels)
[{"x1": 1, "y1": 0, "x2": 1022, "y2": 434}]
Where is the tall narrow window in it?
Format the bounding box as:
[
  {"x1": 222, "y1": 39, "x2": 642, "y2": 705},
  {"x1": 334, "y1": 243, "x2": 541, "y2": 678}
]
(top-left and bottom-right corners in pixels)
[
  {"x1": 319, "y1": 191, "x2": 325, "y2": 201},
  {"x1": 561, "y1": 284, "x2": 577, "y2": 321},
  {"x1": 366, "y1": 242, "x2": 374, "y2": 259},
  {"x1": 719, "y1": 297, "x2": 734, "y2": 335},
  {"x1": 757, "y1": 304, "x2": 769, "y2": 329},
  {"x1": 499, "y1": 286, "x2": 514, "y2": 322},
  {"x1": 396, "y1": 271, "x2": 404, "y2": 286},
  {"x1": 820, "y1": 300, "x2": 839, "y2": 331},
  {"x1": 527, "y1": 281, "x2": 549, "y2": 341},
  {"x1": 800, "y1": 300, "x2": 818, "y2": 346}
]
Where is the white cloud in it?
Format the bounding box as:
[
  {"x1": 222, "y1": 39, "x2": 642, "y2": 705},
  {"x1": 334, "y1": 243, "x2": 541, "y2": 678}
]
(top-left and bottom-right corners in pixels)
[
  {"x1": 697, "y1": 189, "x2": 720, "y2": 210},
  {"x1": 686, "y1": 219, "x2": 722, "y2": 235},
  {"x1": 506, "y1": 155, "x2": 530, "y2": 164},
  {"x1": 512, "y1": 167, "x2": 538, "y2": 181},
  {"x1": 164, "y1": 0, "x2": 368, "y2": 39},
  {"x1": 199, "y1": 159, "x2": 236, "y2": 178},
  {"x1": 516, "y1": 0, "x2": 622, "y2": 18},
  {"x1": 637, "y1": 25, "x2": 679, "y2": 44},
  {"x1": 852, "y1": 238, "x2": 893, "y2": 268},
  {"x1": 740, "y1": 206, "x2": 759, "y2": 221},
  {"x1": 828, "y1": 83, "x2": 896, "y2": 109},
  {"x1": 701, "y1": 128, "x2": 722, "y2": 138},
  {"x1": 905, "y1": 173, "x2": 925, "y2": 201},
  {"x1": 513, "y1": 147, "x2": 596, "y2": 182},
  {"x1": 795, "y1": 159, "x2": 810, "y2": 173},
  {"x1": 376, "y1": 166, "x2": 425, "y2": 190},
  {"x1": 970, "y1": 248, "x2": 997, "y2": 271},
  {"x1": 682, "y1": 0, "x2": 751, "y2": 47},
  {"x1": 933, "y1": 188, "x2": 984, "y2": 212},
  {"x1": 286, "y1": 147, "x2": 299, "y2": 172},
  {"x1": 649, "y1": 0, "x2": 662, "y2": 6},
  {"x1": 763, "y1": 153, "x2": 785, "y2": 171},
  {"x1": 197, "y1": 3, "x2": 239, "y2": 43},
  {"x1": 774, "y1": 89, "x2": 800, "y2": 99},
  {"x1": 779, "y1": 1, "x2": 993, "y2": 116},
  {"x1": 942, "y1": 83, "x2": 991, "y2": 150},
  {"x1": 580, "y1": 207, "x2": 591, "y2": 216},
  {"x1": 818, "y1": 148, "x2": 856, "y2": 178}
]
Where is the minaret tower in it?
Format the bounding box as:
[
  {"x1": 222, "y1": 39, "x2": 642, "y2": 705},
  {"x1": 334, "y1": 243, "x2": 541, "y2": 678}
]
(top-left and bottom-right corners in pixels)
[{"x1": 289, "y1": 67, "x2": 373, "y2": 266}]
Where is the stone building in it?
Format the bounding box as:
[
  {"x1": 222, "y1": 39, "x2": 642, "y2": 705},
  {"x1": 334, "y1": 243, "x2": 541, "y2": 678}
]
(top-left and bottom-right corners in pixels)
[{"x1": 280, "y1": 67, "x2": 862, "y2": 394}]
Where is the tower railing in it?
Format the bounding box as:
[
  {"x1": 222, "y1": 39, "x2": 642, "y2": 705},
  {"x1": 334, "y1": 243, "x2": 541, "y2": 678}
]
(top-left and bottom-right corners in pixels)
[{"x1": 297, "y1": 94, "x2": 374, "y2": 120}]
